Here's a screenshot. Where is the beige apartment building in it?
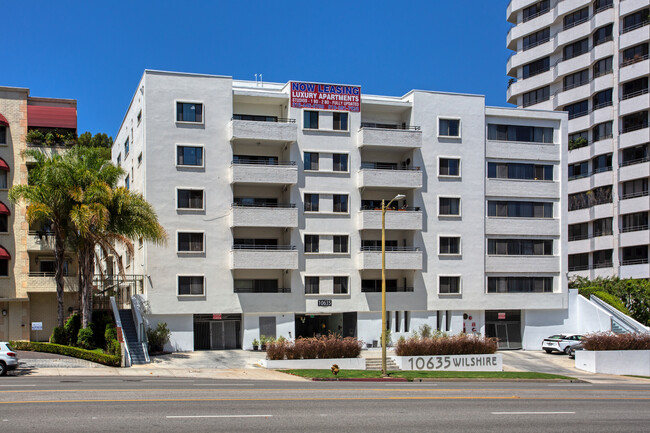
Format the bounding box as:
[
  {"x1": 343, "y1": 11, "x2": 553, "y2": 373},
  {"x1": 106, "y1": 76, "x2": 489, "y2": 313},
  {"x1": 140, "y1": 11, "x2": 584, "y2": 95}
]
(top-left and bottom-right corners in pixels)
[{"x1": 0, "y1": 86, "x2": 78, "y2": 341}]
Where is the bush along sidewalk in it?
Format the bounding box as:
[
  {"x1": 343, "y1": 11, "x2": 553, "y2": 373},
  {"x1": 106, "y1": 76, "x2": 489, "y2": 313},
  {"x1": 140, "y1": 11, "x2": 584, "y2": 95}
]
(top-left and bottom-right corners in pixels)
[
  {"x1": 266, "y1": 334, "x2": 363, "y2": 360},
  {"x1": 9, "y1": 341, "x2": 121, "y2": 367}
]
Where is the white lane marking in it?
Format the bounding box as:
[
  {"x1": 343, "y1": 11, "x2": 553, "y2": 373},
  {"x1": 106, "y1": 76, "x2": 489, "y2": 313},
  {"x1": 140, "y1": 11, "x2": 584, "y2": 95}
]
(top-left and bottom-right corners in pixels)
[
  {"x1": 492, "y1": 411, "x2": 576, "y2": 415},
  {"x1": 167, "y1": 415, "x2": 272, "y2": 419},
  {"x1": 0, "y1": 385, "x2": 36, "y2": 387}
]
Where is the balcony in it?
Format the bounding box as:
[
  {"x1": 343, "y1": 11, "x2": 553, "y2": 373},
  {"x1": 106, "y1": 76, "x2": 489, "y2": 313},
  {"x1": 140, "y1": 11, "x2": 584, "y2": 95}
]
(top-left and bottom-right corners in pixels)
[
  {"x1": 26, "y1": 232, "x2": 55, "y2": 251},
  {"x1": 620, "y1": 89, "x2": 650, "y2": 117},
  {"x1": 231, "y1": 160, "x2": 297, "y2": 185},
  {"x1": 358, "y1": 208, "x2": 422, "y2": 231},
  {"x1": 485, "y1": 255, "x2": 559, "y2": 274},
  {"x1": 358, "y1": 125, "x2": 422, "y2": 149},
  {"x1": 358, "y1": 164, "x2": 422, "y2": 189},
  {"x1": 24, "y1": 144, "x2": 69, "y2": 162},
  {"x1": 231, "y1": 245, "x2": 298, "y2": 270},
  {"x1": 358, "y1": 247, "x2": 422, "y2": 270},
  {"x1": 620, "y1": 23, "x2": 650, "y2": 50},
  {"x1": 620, "y1": 55, "x2": 649, "y2": 83},
  {"x1": 486, "y1": 218, "x2": 558, "y2": 237},
  {"x1": 230, "y1": 203, "x2": 298, "y2": 228},
  {"x1": 228, "y1": 118, "x2": 297, "y2": 143},
  {"x1": 25, "y1": 275, "x2": 78, "y2": 293}
]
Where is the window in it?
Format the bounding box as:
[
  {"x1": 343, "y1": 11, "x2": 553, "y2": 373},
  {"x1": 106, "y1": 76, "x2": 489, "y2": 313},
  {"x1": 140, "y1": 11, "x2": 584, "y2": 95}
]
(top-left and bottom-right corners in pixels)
[
  {"x1": 305, "y1": 276, "x2": 319, "y2": 294},
  {"x1": 178, "y1": 276, "x2": 204, "y2": 295},
  {"x1": 116, "y1": 153, "x2": 121, "y2": 167},
  {"x1": 488, "y1": 162, "x2": 553, "y2": 180},
  {"x1": 304, "y1": 194, "x2": 319, "y2": 212},
  {"x1": 333, "y1": 112, "x2": 348, "y2": 131},
  {"x1": 0, "y1": 126, "x2": 6, "y2": 144},
  {"x1": 593, "y1": 57, "x2": 613, "y2": 77},
  {"x1": 622, "y1": 111, "x2": 649, "y2": 133},
  {"x1": 622, "y1": 44, "x2": 649, "y2": 66},
  {"x1": 522, "y1": 57, "x2": 550, "y2": 79},
  {"x1": 361, "y1": 279, "x2": 399, "y2": 292},
  {"x1": 594, "y1": 0, "x2": 613, "y2": 12},
  {"x1": 621, "y1": 212, "x2": 648, "y2": 233},
  {"x1": 593, "y1": 218, "x2": 612, "y2": 237},
  {"x1": 523, "y1": 27, "x2": 550, "y2": 50},
  {"x1": 622, "y1": 246, "x2": 648, "y2": 265},
  {"x1": 623, "y1": 8, "x2": 649, "y2": 33},
  {"x1": 593, "y1": 249, "x2": 613, "y2": 268},
  {"x1": 177, "y1": 146, "x2": 203, "y2": 167},
  {"x1": 0, "y1": 170, "x2": 6, "y2": 189},
  {"x1": 0, "y1": 257, "x2": 7, "y2": 276},
  {"x1": 592, "y1": 122, "x2": 612, "y2": 141},
  {"x1": 333, "y1": 153, "x2": 348, "y2": 172},
  {"x1": 488, "y1": 201, "x2": 553, "y2": 218},
  {"x1": 622, "y1": 178, "x2": 648, "y2": 199},
  {"x1": 125, "y1": 175, "x2": 130, "y2": 190},
  {"x1": 304, "y1": 110, "x2": 319, "y2": 129},
  {"x1": 176, "y1": 102, "x2": 203, "y2": 123},
  {"x1": 439, "y1": 158, "x2": 460, "y2": 177},
  {"x1": 623, "y1": 77, "x2": 649, "y2": 100},
  {"x1": 124, "y1": 138, "x2": 129, "y2": 156},
  {"x1": 523, "y1": 0, "x2": 549, "y2": 22},
  {"x1": 569, "y1": 253, "x2": 589, "y2": 271},
  {"x1": 487, "y1": 124, "x2": 553, "y2": 143},
  {"x1": 564, "y1": 7, "x2": 589, "y2": 29},
  {"x1": 333, "y1": 235, "x2": 348, "y2": 253},
  {"x1": 568, "y1": 186, "x2": 612, "y2": 210},
  {"x1": 304, "y1": 235, "x2": 319, "y2": 253},
  {"x1": 564, "y1": 38, "x2": 589, "y2": 60},
  {"x1": 178, "y1": 232, "x2": 204, "y2": 252},
  {"x1": 304, "y1": 152, "x2": 319, "y2": 170},
  {"x1": 591, "y1": 153, "x2": 612, "y2": 173},
  {"x1": 333, "y1": 194, "x2": 348, "y2": 213},
  {"x1": 137, "y1": 110, "x2": 142, "y2": 125},
  {"x1": 439, "y1": 197, "x2": 460, "y2": 216},
  {"x1": 487, "y1": 239, "x2": 552, "y2": 255},
  {"x1": 234, "y1": 279, "x2": 280, "y2": 293},
  {"x1": 0, "y1": 214, "x2": 7, "y2": 232},
  {"x1": 568, "y1": 161, "x2": 589, "y2": 179},
  {"x1": 137, "y1": 153, "x2": 142, "y2": 165},
  {"x1": 621, "y1": 144, "x2": 649, "y2": 166},
  {"x1": 593, "y1": 24, "x2": 613, "y2": 46},
  {"x1": 487, "y1": 277, "x2": 552, "y2": 293},
  {"x1": 439, "y1": 276, "x2": 460, "y2": 294},
  {"x1": 177, "y1": 189, "x2": 203, "y2": 210},
  {"x1": 564, "y1": 100, "x2": 589, "y2": 119},
  {"x1": 234, "y1": 197, "x2": 278, "y2": 207},
  {"x1": 439, "y1": 236, "x2": 460, "y2": 255},
  {"x1": 523, "y1": 86, "x2": 549, "y2": 107},
  {"x1": 592, "y1": 89, "x2": 613, "y2": 110},
  {"x1": 439, "y1": 119, "x2": 460, "y2": 137},
  {"x1": 333, "y1": 276, "x2": 348, "y2": 294},
  {"x1": 564, "y1": 70, "x2": 589, "y2": 91}
]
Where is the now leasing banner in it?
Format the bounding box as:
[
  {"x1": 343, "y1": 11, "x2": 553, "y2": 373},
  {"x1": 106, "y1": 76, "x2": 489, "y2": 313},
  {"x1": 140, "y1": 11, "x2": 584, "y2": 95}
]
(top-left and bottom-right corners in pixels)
[{"x1": 290, "y1": 81, "x2": 361, "y2": 112}]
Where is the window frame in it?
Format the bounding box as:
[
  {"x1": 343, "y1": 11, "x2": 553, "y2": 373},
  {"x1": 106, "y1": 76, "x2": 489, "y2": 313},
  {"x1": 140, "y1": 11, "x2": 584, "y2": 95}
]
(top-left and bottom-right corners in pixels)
[
  {"x1": 0, "y1": 171, "x2": 7, "y2": 190},
  {"x1": 438, "y1": 275, "x2": 462, "y2": 295},
  {"x1": 438, "y1": 235, "x2": 461, "y2": 256},
  {"x1": 0, "y1": 125, "x2": 6, "y2": 145},
  {"x1": 0, "y1": 213, "x2": 8, "y2": 234},
  {"x1": 332, "y1": 112, "x2": 349, "y2": 131},
  {"x1": 304, "y1": 152, "x2": 319, "y2": 171},
  {"x1": 333, "y1": 235, "x2": 349, "y2": 254},
  {"x1": 176, "y1": 144, "x2": 205, "y2": 168},
  {"x1": 304, "y1": 276, "x2": 320, "y2": 294},
  {"x1": 177, "y1": 274, "x2": 205, "y2": 296},
  {"x1": 332, "y1": 153, "x2": 349, "y2": 173},
  {"x1": 176, "y1": 187, "x2": 205, "y2": 211},
  {"x1": 176, "y1": 230, "x2": 205, "y2": 254},
  {"x1": 175, "y1": 101, "x2": 204, "y2": 124},
  {"x1": 304, "y1": 234, "x2": 320, "y2": 253},
  {"x1": 333, "y1": 276, "x2": 349, "y2": 294},
  {"x1": 438, "y1": 117, "x2": 461, "y2": 138},
  {"x1": 303, "y1": 110, "x2": 319, "y2": 130},
  {"x1": 304, "y1": 193, "x2": 319, "y2": 212},
  {"x1": 333, "y1": 194, "x2": 349, "y2": 213},
  {"x1": 438, "y1": 196, "x2": 462, "y2": 217},
  {"x1": 438, "y1": 156, "x2": 461, "y2": 178}
]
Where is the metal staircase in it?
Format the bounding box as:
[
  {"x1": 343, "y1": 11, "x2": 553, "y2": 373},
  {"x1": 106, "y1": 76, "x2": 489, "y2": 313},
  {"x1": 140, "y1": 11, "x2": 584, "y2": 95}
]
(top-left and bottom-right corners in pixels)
[
  {"x1": 589, "y1": 295, "x2": 650, "y2": 334},
  {"x1": 119, "y1": 309, "x2": 148, "y2": 364}
]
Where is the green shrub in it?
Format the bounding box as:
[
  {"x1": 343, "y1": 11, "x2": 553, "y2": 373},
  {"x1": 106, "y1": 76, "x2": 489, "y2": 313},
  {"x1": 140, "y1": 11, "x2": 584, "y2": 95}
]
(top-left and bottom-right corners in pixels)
[
  {"x1": 104, "y1": 324, "x2": 120, "y2": 356},
  {"x1": 77, "y1": 326, "x2": 94, "y2": 349},
  {"x1": 49, "y1": 326, "x2": 66, "y2": 345},
  {"x1": 146, "y1": 322, "x2": 171, "y2": 352},
  {"x1": 64, "y1": 313, "x2": 81, "y2": 346},
  {"x1": 91, "y1": 312, "x2": 113, "y2": 349},
  {"x1": 579, "y1": 288, "x2": 630, "y2": 315},
  {"x1": 8, "y1": 341, "x2": 120, "y2": 367}
]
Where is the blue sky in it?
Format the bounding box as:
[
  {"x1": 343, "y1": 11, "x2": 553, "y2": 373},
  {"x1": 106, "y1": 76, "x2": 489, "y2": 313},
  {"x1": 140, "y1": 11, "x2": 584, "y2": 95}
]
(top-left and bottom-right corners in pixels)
[{"x1": 4, "y1": 0, "x2": 512, "y2": 136}]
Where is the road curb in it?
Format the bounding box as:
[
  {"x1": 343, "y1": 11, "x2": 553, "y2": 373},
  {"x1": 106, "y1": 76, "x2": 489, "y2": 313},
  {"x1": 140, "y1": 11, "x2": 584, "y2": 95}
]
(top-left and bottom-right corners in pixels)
[{"x1": 312, "y1": 377, "x2": 408, "y2": 382}]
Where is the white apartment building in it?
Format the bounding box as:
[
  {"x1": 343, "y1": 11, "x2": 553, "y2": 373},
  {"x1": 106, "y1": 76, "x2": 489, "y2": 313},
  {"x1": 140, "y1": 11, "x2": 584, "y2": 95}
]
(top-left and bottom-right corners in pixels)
[
  {"x1": 113, "y1": 70, "x2": 572, "y2": 352},
  {"x1": 506, "y1": 0, "x2": 650, "y2": 280}
]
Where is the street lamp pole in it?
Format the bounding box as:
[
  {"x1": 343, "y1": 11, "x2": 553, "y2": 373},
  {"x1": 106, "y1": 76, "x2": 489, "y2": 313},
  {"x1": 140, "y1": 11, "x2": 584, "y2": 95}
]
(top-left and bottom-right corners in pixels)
[{"x1": 381, "y1": 193, "x2": 405, "y2": 376}]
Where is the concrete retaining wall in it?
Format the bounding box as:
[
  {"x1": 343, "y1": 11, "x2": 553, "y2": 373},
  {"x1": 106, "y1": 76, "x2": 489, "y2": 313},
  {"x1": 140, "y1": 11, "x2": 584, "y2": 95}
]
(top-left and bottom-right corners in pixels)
[
  {"x1": 575, "y1": 350, "x2": 650, "y2": 376},
  {"x1": 259, "y1": 358, "x2": 366, "y2": 370}
]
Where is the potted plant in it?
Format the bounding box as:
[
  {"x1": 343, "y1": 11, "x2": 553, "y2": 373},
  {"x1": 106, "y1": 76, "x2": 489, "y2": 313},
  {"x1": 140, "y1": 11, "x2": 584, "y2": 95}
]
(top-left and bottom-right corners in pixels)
[
  {"x1": 252, "y1": 339, "x2": 259, "y2": 351},
  {"x1": 260, "y1": 335, "x2": 268, "y2": 351}
]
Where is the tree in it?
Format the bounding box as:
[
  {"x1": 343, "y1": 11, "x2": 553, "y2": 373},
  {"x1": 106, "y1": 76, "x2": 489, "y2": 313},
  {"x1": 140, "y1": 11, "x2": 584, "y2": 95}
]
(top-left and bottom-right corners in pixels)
[
  {"x1": 76, "y1": 132, "x2": 113, "y2": 149},
  {"x1": 9, "y1": 150, "x2": 74, "y2": 327}
]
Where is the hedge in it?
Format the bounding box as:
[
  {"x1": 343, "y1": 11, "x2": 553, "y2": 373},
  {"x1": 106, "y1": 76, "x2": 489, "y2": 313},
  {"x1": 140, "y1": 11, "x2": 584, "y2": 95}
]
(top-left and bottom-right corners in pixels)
[
  {"x1": 266, "y1": 335, "x2": 363, "y2": 360},
  {"x1": 9, "y1": 341, "x2": 121, "y2": 367},
  {"x1": 395, "y1": 334, "x2": 497, "y2": 356},
  {"x1": 582, "y1": 333, "x2": 650, "y2": 351},
  {"x1": 579, "y1": 287, "x2": 630, "y2": 315}
]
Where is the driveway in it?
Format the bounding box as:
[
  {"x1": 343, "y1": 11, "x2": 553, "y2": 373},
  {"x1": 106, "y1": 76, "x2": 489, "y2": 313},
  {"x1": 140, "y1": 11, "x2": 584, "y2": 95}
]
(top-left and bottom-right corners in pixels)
[{"x1": 149, "y1": 349, "x2": 265, "y2": 369}]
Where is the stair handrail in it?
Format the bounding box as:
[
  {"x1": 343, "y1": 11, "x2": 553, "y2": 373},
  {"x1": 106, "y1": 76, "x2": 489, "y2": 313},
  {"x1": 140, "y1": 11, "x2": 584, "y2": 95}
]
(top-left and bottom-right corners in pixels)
[
  {"x1": 590, "y1": 295, "x2": 650, "y2": 334},
  {"x1": 130, "y1": 295, "x2": 150, "y2": 363},
  {"x1": 110, "y1": 296, "x2": 131, "y2": 367}
]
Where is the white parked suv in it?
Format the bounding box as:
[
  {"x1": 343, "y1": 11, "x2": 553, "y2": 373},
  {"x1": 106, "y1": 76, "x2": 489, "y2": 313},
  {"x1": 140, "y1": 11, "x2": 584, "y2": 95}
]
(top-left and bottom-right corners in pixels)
[
  {"x1": 0, "y1": 342, "x2": 18, "y2": 376},
  {"x1": 542, "y1": 334, "x2": 583, "y2": 355}
]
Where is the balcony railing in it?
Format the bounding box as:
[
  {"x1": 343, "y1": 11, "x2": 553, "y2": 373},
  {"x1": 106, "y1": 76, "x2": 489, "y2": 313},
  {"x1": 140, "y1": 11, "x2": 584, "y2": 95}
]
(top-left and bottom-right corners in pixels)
[
  {"x1": 360, "y1": 123, "x2": 420, "y2": 131},
  {"x1": 232, "y1": 159, "x2": 296, "y2": 166},
  {"x1": 360, "y1": 205, "x2": 421, "y2": 211},
  {"x1": 564, "y1": 16, "x2": 590, "y2": 31},
  {"x1": 593, "y1": 261, "x2": 613, "y2": 269},
  {"x1": 621, "y1": 224, "x2": 649, "y2": 233},
  {"x1": 622, "y1": 20, "x2": 649, "y2": 35},
  {"x1": 234, "y1": 287, "x2": 291, "y2": 293},
  {"x1": 568, "y1": 264, "x2": 589, "y2": 272},
  {"x1": 621, "y1": 123, "x2": 649, "y2": 134},
  {"x1": 360, "y1": 162, "x2": 421, "y2": 171},
  {"x1": 621, "y1": 190, "x2": 649, "y2": 200},
  {"x1": 620, "y1": 156, "x2": 649, "y2": 167},
  {"x1": 362, "y1": 287, "x2": 414, "y2": 293},
  {"x1": 621, "y1": 258, "x2": 649, "y2": 266},
  {"x1": 232, "y1": 116, "x2": 295, "y2": 123},
  {"x1": 562, "y1": 81, "x2": 589, "y2": 92},
  {"x1": 232, "y1": 244, "x2": 296, "y2": 250},
  {"x1": 360, "y1": 246, "x2": 420, "y2": 252},
  {"x1": 569, "y1": 233, "x2": 589, "y2": 242},
  {"x1": 593, "y1": 68, "x2": 612, "y2": 78},
  {"x1": 593, "y1": 35, "x2": 613, "y2": 47},
  {"x1": 523, "y1": 37, "x2": 551, "y2": 51},
  {"x1": 594, "y1": 3, "x2": 613, "y2": 14},
  {"x1": 622, "y1": 88, "x2": 649, "y2": 101},
  {"x1": 621, "y1": 54, "x2": 649, "y2": 68},
  {"x1": 523, "y1": 95, "x2": 550, "y2": 107},
  {"x1": 592, "y1": 101, "x2": 613, "y2": 111},
  {"x1": 28, "y1": 271, "x2": 75, "y2": 277},
  {"x1": 568, "y1": 166, "x2": 612, "y2": 181},
  {"x1": 568, "y1": 110, "x2": 589, "y2": 120},
  {"x1": 522, "y1": 8, "x2": 550, "y2": 23},
  {"x1": 232, "y1": 202, "x2": 296, "y2": 208}
]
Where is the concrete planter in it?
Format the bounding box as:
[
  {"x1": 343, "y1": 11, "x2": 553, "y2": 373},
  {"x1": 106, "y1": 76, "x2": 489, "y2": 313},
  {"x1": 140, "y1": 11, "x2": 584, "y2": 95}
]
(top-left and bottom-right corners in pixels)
[
  {"x1": 391, "y1": 354, "x2": 502, "y2": 371},
  {"x1": 259, "y1": 358, "x2": 366, "y2": 370},
  {"x1": 575, "y1": 350, "x2": 650, "y2": 376}
]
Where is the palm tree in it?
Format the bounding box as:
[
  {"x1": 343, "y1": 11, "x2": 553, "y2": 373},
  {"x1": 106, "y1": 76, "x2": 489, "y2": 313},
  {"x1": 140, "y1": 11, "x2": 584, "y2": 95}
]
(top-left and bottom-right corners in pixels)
[{"x1": 9, "y1": 150, "x2": 74, "y2": 327}]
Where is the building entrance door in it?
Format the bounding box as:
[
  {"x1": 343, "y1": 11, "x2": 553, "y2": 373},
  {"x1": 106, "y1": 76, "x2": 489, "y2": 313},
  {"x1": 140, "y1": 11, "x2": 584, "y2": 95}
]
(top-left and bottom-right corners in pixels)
[
  {"x1": 193, "y1": 314, "x2": 241, "y2": 350},
  {"x1": 295, "y1": 313, "x2": 354, "y2": 338},
  {"x1": 485, "y1": 310, "x2": 522, "y2": 350}
]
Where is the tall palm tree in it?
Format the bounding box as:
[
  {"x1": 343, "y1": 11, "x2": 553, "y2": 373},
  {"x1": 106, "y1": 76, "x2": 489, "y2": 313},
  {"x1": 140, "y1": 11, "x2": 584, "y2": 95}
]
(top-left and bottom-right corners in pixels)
[{"x1": 9, "y1": 150, "x2": 74, "y2": 327}]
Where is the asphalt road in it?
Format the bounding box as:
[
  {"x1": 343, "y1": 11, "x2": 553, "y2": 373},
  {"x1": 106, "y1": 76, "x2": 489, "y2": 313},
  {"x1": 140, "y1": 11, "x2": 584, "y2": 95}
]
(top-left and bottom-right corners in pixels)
[{"x1": 1, "y1": 377, "x2": 649, "y2": 432}]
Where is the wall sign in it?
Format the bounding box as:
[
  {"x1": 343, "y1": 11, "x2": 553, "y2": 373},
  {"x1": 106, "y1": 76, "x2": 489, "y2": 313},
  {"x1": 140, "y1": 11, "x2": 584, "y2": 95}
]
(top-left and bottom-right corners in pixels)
[
  {"x1": 291, "y1": 81, "x2": 361, "y2": 112},
  {"x1": 498, "y1": 312, "x2": 506, "y2": 320},
  {"x1": 31, "y1": 322, "x2": 43, "y2": 331},
  {"x1": 212, "y1": 314, "x2": 222, "y2": 320},
  {"x1": 318, "y1": 299, "x2": 332, "y2": 307}
]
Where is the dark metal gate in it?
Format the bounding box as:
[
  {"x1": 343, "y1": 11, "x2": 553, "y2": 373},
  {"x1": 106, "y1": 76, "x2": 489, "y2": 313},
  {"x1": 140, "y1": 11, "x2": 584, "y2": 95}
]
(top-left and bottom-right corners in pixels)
[
  {"x1": 485, "y1": 310, "x2": 522, "y2": 350},
  {"x1": 193, "y1": 314, "x2": 241, "y2": 350}
]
